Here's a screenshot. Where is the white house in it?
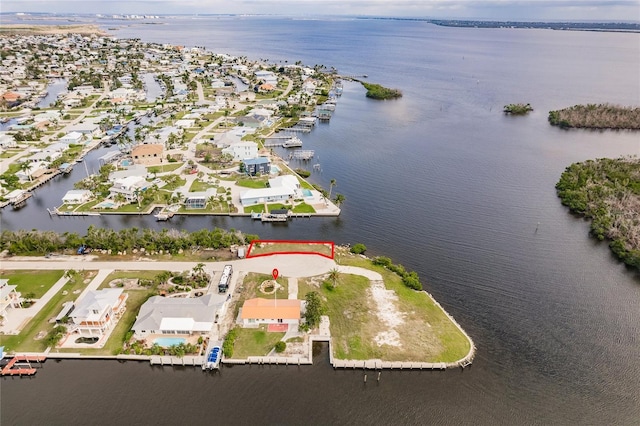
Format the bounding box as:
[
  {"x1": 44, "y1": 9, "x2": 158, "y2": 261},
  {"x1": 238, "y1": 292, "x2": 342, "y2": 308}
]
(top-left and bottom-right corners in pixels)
[
  {"x1": 175, "y1": 119, "x2": 196, "y2": 128},
  {"x1": 131, "y1": 294, "x2": 221, "y2": 338},
  {"x1": 24, "y1": 150, "x2": 62, "y2": 164},
  {"x1": 254, "y1": 70, "x2": 278, "y2": 86},
  {"x1": 0, "y1": 278, "x2": 22, "y2": 317},
  {"x1": 68, "y1": 122, "x2": 100, "y2": 137},
  {"x1": 62, "y1": 189, "x2": 92, "y2": 205},
  {"x1": 108, "y1": 175, "x2": 148, "y2": 202},
  {"x1": 222, "y1": 141, "x2": 258, "y2": 161},
  {"x1": 0, "y1": 133, "x2": 17, "y2": 149},
  {"x1": 239, "y1": 175, "x2": 301, "y2": 207},
  {"x1": 240, "y1": 298, "x2": 301, "y2": 328},
  {"x1": 69, "y1": 288, "x2": 128, "y2": 336},
  {"x1": 59, "y1": 131, "x2": 84, "y2": 144},
  {"x1": 45, "y1": 142, "x2": 70, "y2": 154}
]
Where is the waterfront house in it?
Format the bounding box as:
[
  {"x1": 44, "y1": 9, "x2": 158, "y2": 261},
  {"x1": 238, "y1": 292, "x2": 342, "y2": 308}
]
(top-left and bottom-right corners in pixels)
[
  {"x1": 243, "y1": 157, "x2": 271, "y2": 176},
  {"x1": 254, "y1": 70, "x2": 278, "y2": 86},
  {"x1": 59, "y1": 131, "x2": 84, "y2": 144},
  {"x1": 68, "y1": 122, "x2": 100, "y2": 137},
  {"x1": 222, "y1": 141, "x2": 258, "y2": 161},
  {"x1": 239, "y1": 174, "x2": 301, "y2": 207},
  {"x1": 131, "y1": 143, "x2": 163, "y2": 165},
  {"x1": 62, "y1": 189, "x2": 92, "y2": 205},
  {"x1": 131, "y1": 294, "x2": 221, "y2": 338},
  {"x1": 184, "y1": 188, "x2": 218, "y2": 209},
  {"x1": 0, "y1": 279, "x2": 22, "y2": 317},
  {"x1": 240, "y1": 298, "x2": 301, "y2": 328},
  {"x1": 108, "y1": 164, "x2": 147, "y2": 181},
  {"x1": 69, "y1": 288, "x2": 128, "y2": 336},
  {"x1": 108, "y1": 175, "x2": 148, "y2": 202}
]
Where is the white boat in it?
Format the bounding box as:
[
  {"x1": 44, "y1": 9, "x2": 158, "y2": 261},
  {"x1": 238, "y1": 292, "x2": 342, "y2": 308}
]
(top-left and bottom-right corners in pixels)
[{"x1": 282, "y1": 136, "x2": 303, "y2": 148}]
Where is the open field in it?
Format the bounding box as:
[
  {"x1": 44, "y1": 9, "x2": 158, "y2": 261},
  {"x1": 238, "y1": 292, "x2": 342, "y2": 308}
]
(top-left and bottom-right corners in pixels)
[
  {"x1": 248, "y1": 241, "x2": 334, "y2": 258},
  {"x1": 0, "y1": 270, "x2": 64, "y2": 299}
]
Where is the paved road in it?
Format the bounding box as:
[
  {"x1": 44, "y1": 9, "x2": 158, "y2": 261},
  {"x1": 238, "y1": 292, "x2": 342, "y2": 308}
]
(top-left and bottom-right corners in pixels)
[{"x1": 0, "y1": 254, "x2": 338, "y2": 278}]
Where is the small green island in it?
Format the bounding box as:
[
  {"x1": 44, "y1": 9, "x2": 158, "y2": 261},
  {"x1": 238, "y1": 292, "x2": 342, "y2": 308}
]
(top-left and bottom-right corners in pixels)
[
  {"x1": 503, "y1": 103, "x2": 533, "y2": 115},
  {"x1": 360, "y1": 82, "x2": 403, "y2": 100},
  {"x1": 548, "y1": 104, "x2": 640, "y2": 129},
  {"x1": 556, "y1": 156, "x2": 640, "y2": 270}
]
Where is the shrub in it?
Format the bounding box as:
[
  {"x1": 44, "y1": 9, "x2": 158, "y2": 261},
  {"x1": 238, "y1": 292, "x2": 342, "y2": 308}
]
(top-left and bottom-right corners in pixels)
[
  {"x1": 350, "y1": 243, "x2": 367, "y2": 255},
  {"x1": 274, "y1": 341, "x2": 286, "y2": 353},
  {"x1": 222, "y1": 327, "x2": 238, "y2": 357},
  {"x1": 372, "y1": 256, "x2": 392, "y2": 267},
  {"x1": 402, "y1": 271, "x2": 423, "y2": 291}
]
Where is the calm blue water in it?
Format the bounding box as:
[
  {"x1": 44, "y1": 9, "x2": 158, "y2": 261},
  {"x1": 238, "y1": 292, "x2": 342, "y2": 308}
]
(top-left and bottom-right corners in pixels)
[
  {"x1": 2, "y1": 16, "x2": 639, "y2": 425},
  {"x1": 154, "y1": 337, "x2": 187, "y2": 347}
]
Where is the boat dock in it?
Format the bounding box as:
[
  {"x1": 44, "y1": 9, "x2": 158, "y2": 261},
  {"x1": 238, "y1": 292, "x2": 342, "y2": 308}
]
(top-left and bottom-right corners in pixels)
[
  {"x1": 202, "y1": 341, "x2": 222, "y2": 370},
  {"x1": 1, "y1": 354, "x2": 46, "y2": 376},
  {"x1": 290, "y1": 150, "x2": 315, "y2": 160}
]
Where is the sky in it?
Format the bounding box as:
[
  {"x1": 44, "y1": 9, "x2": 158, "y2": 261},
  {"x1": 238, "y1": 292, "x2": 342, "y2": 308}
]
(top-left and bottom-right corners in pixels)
[{"x1": 1, "y1": 0, "x2": 639, "y2": 21}]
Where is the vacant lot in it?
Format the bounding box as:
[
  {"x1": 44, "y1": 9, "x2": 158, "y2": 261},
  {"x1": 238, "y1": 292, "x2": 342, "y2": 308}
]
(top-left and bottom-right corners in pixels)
[
  {"x1": 0, "y1": 270, "x2": 65, "y2": 299},
  {"x1": 298, "y1": 255, "x2": 471, "y2": 363},
  {"x1": 232, "y1": 325, "x2": 285, "y2": 358},
  {"x1": 248, "y1": 241, "x2": 333, "y2": 258}
]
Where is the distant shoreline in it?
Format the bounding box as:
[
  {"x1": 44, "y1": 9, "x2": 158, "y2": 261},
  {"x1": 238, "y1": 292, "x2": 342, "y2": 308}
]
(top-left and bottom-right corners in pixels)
[{"x1": 0, "y1": 24, "x2": 109, "y2": 36}]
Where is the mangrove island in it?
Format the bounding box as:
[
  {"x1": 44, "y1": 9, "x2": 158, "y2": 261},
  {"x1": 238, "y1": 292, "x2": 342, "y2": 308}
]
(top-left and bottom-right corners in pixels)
[{"x1": 548, "y1": 104, "x2": 640, "y2": 130}]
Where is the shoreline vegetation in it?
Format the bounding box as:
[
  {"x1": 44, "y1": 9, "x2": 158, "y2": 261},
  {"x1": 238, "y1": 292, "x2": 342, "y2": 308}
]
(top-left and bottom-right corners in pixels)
[
  {"x1": 548, "y1": 104, "x2": 640, "y2": 130},
  {"x1": 359, "y1": 82, "x2": 403, "y2": 100},
  {"x1": 503, "y1": 103, "x2": 533, "y2": 115},
  {"x1": 556, "y1": 156, "x2": 640, "y2": 270}
]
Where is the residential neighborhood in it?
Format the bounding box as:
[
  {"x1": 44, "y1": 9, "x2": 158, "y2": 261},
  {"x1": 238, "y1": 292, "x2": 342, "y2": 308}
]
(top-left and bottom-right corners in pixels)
[{"x1": 0, "y1": 32, "x2": 345, "y2": 219}]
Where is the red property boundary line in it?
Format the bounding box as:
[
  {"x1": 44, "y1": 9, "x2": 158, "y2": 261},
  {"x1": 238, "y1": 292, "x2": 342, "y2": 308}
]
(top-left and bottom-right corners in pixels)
[{"x1": 246, "y1": 240, "x2": 335, "y2": 260}]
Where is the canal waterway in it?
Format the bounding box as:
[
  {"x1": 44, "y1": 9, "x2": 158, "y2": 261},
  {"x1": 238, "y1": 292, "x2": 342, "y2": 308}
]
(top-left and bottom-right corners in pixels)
[{"x1": 1, "y1": 17, "x2": 639, "y2": 425}]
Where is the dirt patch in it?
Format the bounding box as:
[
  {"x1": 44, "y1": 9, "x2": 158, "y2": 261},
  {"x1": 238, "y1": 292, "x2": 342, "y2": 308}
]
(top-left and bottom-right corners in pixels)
[
  {"x1": 369, "y1": 281, "x2": 405, "y2": 347},
  {"x1": 108, "y1": 278, "x2": 143, "y2": 290}
]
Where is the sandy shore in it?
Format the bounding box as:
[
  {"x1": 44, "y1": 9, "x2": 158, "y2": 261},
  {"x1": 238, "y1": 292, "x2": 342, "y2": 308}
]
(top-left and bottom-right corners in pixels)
[{"x1": 0, "y1": 24, "x2": 110, "y2": 36}]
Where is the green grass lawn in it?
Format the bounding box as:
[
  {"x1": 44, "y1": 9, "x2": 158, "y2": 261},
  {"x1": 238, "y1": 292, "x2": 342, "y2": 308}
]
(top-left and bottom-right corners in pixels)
[
  {"x1": 249, "y1": 242, "x2": 332, "y2": 258},
  {"x1": 148, "y1": 163, "x2": 184, "y2": 173},
  {"x1": 299, "y1": 255, "x2": 472, "y2": 363},
  {"x1": 0, "y1": 271, "x2": 96, "y2": 353},
  {"x1": 291, "y1": 203, "x2": 316, "y2": 213},
  {"x1": 232, "y1": 325, "x2": 285, "y2": 358},
  {"x1": 189, "y1": 179, "x2": 217, "y2": 192},
  {"x1": 0, "y1": 270, "x2": 65, "y2": 299},
  {"x1": 243, "y1": 203, "x2": 288, "y2": 214},
  {"x1": 236, "y1": 178, "x2": 269, "y2": 189}
]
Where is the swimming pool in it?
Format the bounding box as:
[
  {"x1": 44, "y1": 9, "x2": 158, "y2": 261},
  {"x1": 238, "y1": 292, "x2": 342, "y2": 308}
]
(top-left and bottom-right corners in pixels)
[
  {"x1": 121, "y1": 159, "x2": 132, "y2": 167},
  {"x1": 153, "y1": 337, "x2": 186, "y2": 347},
  {"x1": 302, "y1": 189, "x2": 313, "y2": 197}
]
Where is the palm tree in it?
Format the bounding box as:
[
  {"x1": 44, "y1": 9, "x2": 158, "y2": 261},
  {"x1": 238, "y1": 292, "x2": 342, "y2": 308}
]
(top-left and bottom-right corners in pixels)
[
  {"x1": 328, "y1": 179, "x2": 336, "y2": 199},
  {"x1": 333, "y1": 193, "x2": 345, "y2": 207},
  {"x1": 328, "y1": 268, "x2": 340, "y2": 289},
  {"x1": 192, "y1": 262, "x2": 205, "y2": 277},
  {"x1": 19, "y1": 161, "x2": 32, "y2": 181}
]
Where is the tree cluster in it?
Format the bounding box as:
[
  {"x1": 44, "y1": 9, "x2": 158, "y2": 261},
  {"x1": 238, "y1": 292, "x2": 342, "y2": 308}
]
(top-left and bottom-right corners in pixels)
[
  {"x1": 0, "y1": 227, "x2": 259, "y2": 256},
  {"x1": 373, "y1": 256, "x2": 423, "y2": 291},
  {"x1": 360, "y1": 82, "x2": 403, "y2": 100},
  {"x1": 503, "y1": 103, "x2": 533, "y2": 115},
  {"x1": 548, "y1": 104, "x2": 640, "y2": 130},
  {"x1": 556, "y1": 156, "x2": 640, "y2": 270}
]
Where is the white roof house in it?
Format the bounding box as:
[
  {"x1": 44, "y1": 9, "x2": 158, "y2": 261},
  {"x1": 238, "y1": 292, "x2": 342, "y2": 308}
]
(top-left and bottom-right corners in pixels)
[
  {"x1": 62, "y1": 189, "x2": 92, "y2": 205},
  {"x1": 60, "y1": 131, "x2": 84, "y2": 144},
  {"x1": 175, "y1": 119, "x2": 196, "y2": 128},
  {"x1": 0, "y1": 278, "x2": 22, "y2": 316},
  {"x1": 0, "y1": 133, "x2": 17, "y2": 149},
  {"x1": 108, "y1": 175, "x2": 148, "y2": 201},
  {"x1": 45, "y1": 142, "x2": 69, "y2": 153},
  {"x1": 132, "y1": 294, "x2": 221, "y2": 338},
  {"x1": 70, "y1": 288, "x2": 128, "y2": 336},
  {"x1": 222, "y1": 141, "x2": 258, "y2": 161},
  {"x1": 239, "y1": 175, "x2": 301, "y2": 207}
]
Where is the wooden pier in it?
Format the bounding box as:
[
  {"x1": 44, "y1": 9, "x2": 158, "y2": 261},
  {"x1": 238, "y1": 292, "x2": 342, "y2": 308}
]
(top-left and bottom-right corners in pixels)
[{"x1": 1, "y1": 355, "x2": 46, "y2": 376}]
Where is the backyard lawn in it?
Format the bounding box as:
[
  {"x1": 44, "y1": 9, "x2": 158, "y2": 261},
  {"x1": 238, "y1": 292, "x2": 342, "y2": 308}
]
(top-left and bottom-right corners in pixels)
[{"x1": 232, "y1": 325, "x2": 285, "y2": 358}]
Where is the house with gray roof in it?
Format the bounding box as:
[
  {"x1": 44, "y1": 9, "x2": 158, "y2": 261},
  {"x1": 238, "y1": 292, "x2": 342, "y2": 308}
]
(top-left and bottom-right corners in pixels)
[{"x1": 132, "y1": 294, "x2": 221, "y2": 338}]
